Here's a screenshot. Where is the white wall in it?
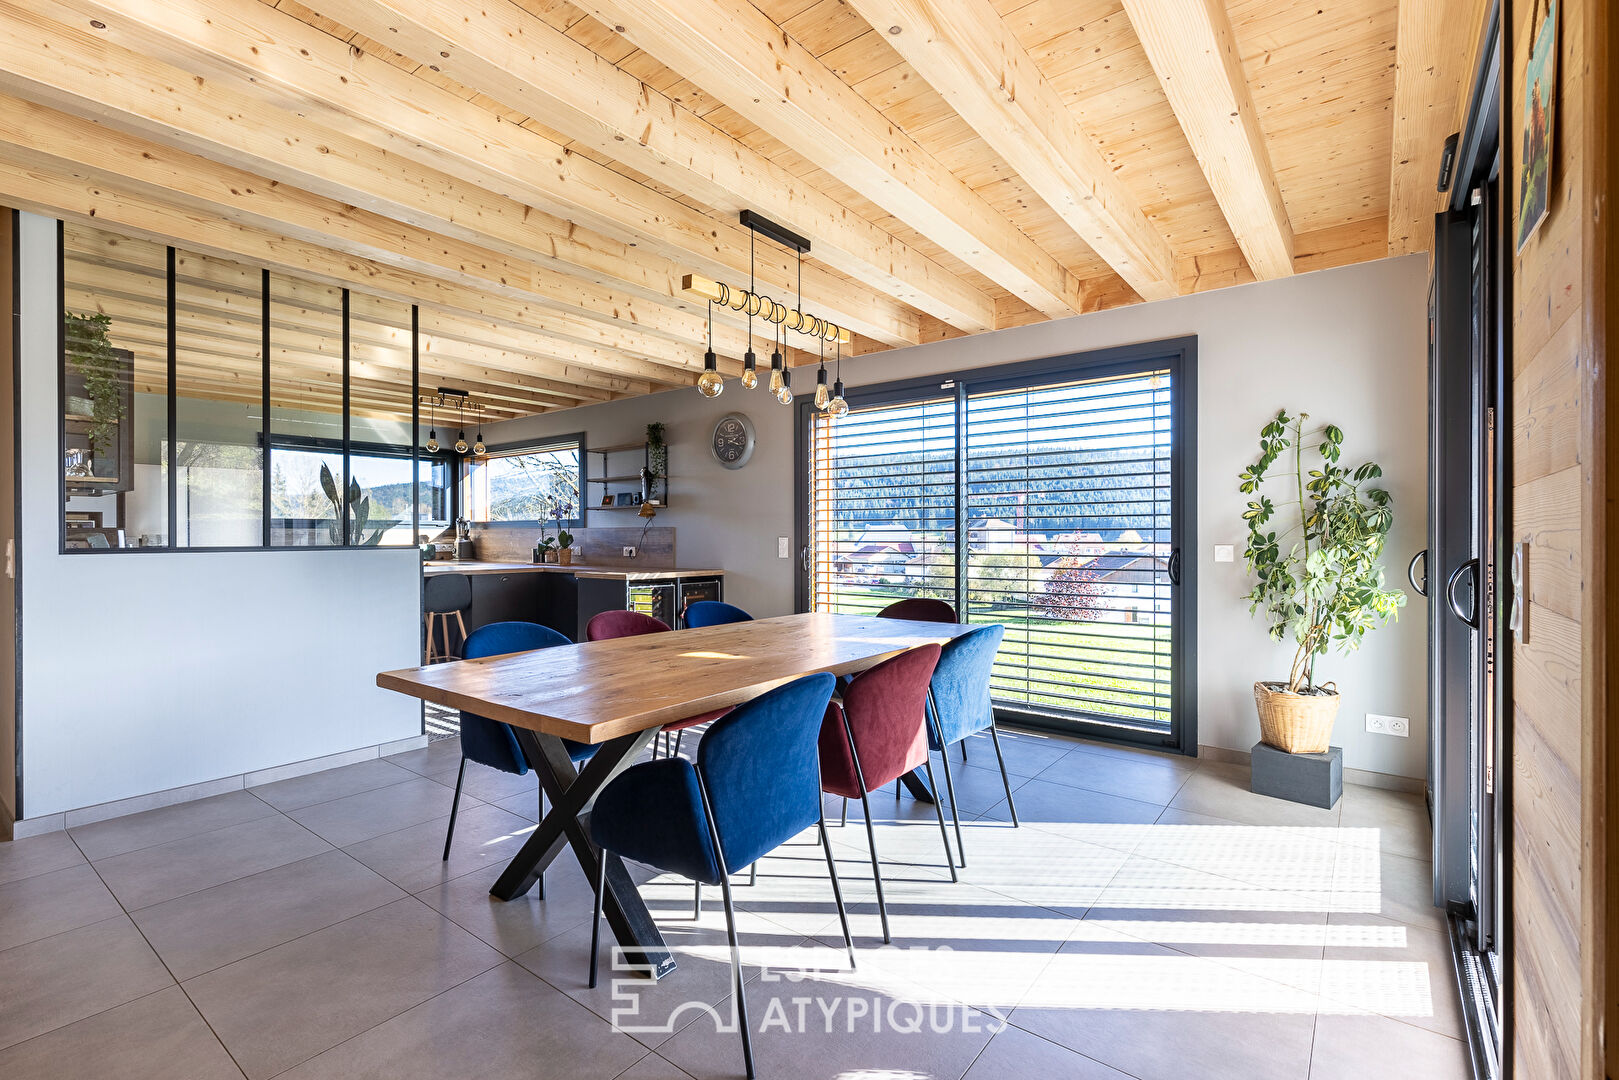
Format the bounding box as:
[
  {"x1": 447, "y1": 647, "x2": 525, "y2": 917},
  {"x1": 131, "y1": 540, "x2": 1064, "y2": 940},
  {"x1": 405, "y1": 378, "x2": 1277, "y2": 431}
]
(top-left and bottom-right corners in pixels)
[
  {"x1": 18, "y1": 213, "x2": 421, "y2": 818},
  {"x1": 492, "y1": 255, "x2": 1431, "y2": 779}
]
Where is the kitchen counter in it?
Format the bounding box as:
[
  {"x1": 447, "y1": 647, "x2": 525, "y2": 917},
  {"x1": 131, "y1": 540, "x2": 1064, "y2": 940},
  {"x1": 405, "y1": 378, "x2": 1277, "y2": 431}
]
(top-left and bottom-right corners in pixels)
[{"x1": 423, "y1": 560, "x2": 725, "y2": 582}]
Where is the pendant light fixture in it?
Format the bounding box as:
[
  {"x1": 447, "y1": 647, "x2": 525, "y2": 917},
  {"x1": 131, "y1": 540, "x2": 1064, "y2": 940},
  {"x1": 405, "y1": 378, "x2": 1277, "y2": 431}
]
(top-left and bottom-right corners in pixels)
[
  {"x1": 828, "y1": 337, "x2": 849, "y2": 418},
  {"x1": 814, "y1": 335, "x2": 831, "y2": 410},
  {"x1": 453, "y1": 399, "x2": 470, "y2": 455},
  {"x1": 741, "y1": 231, "x2": 759, "y2": 389},
  {"x1": 472, "y1": 403, "x2": 486, "y2": 457},
  {"x1": 774, "y1": 321, "x2": 794, "y2": 404},
  {"x1": 696, "y1": 299, "x2": 725, "y2": 398},
  {"x1": 424, "y1": 398, "x2": 439, "y2": 453}
]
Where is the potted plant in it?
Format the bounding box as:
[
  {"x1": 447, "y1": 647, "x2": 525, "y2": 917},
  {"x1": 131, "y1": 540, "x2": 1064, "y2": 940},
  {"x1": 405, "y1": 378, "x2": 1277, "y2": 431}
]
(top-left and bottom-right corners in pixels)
[
  {"x1": 556, "y1": 530, "x2": 575, "y2": 565},
  {"x1": 1239, "y1": 409, "x2": 1406, "y2": 753},
  {"x1": 64, "y1": 310, "x2": 125, "y2": 466}
]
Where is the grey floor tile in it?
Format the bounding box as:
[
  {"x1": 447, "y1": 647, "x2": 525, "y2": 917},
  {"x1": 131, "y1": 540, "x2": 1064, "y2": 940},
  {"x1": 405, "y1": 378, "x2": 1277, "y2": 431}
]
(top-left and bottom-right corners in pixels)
[
  {"x1": 1169, "y1": 762, "x2": 1344, "y2": 828},
  {"x1": 92, "y1": 814, "x2": 332, "y2": 910},
  {"x1": 1331, "y1": 845, "x2": 1445, "y2": 931},
  {"x1": 1338, "y1": 784, "x2": 1433, "y2": 861},
  {"x1": 455, "y1": 761, "x2": 542, "y2": 804},
  {"x1": 963, "y1": 1024, "x2": 1133, "y2": 1080},
  {"x1": 612, "y1": 1052, "x2": 697, "y2": 1079},
  {"x1": 930, "y1": 758, "x2": 1029, "y2": 817},
  {"x1": 0, "y1": 830, "x2": 86, "y2": 887},
  {"x1": 417, "y1": 859, "x2": 593, "y2": 957},
  {"x1": 1011, "y1": 937, "x2": 1318, "y2": 1080},
  {"x1": 131, "y1": 849, "x2": 407, "y2": 980},
  {"x1": 275, "y1": 962, "x2": 646, "y2": 1080},
  {"x1": 385, "y1": 741, "x2": 464, "y2": 780},
  {"x1": 0, "y1": 863, "x2": 124, "y2": 952},
  {"x1": 249, "y1": 759, "x2": 419, "y2": 813},
  {"x1": 183, "y1": 897, "x2": 503, "y2": 1080},
  {"x1": 287, "y1": 777, "x2": 466, "y2": 848},
  {"x1": 1034, "y1": 746, "x2": 1198, "y2": 804},
  {"x1": 493, "y1": 791, "x2": 543, "y2": 822},
  {"x1": 978, "y1": 777, "x2": 1165, "y2": 837},
  {"x1": 0, "y1": 916, "x2": 173, "y2": 1051},
  {"x1": 961, "y1": 729, "x2": 1075, "y2": 777},
  {"x1": 1310, "y1": 1012, "x2": 1472, "y2": 1079},
  {"x1": 68, "y1": 791, "x2": 276, "y2": 862},
  {"x1": 0, "y1": 986, "x2": 242, "y2": 1080},
  {"x1": 342, "y1": 802, "x2": 536, "y2": 894},
  {"x1": 1320, "y1": 919, "x2": 1464, "y2": 1038}
]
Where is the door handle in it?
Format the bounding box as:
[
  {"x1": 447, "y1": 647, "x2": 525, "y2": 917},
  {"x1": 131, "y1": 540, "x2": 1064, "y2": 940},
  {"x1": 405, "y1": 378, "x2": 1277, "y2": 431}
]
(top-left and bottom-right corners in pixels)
[
  {"x1": 1167, "y1": 548, "x2": 1182, "y2": 586},
  {"x1": 1408, "y1": 549, "x2": 1428, "y2": 596},
  {"x1": 1446, "y1": 558, "x2": 1479, "y2": 628}
]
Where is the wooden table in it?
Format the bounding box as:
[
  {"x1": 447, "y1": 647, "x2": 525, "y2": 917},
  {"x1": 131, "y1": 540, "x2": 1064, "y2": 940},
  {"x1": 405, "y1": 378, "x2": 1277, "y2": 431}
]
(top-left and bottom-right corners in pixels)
[{"x1": 376, "y1": 612, "x2": 975, "y2": 979}]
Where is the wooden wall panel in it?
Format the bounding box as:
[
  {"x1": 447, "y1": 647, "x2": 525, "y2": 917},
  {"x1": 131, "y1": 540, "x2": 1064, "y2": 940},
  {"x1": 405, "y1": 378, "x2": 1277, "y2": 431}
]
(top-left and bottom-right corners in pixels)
[{"x1": 1507, "y1": 0, "x2": 1608, "y2": 1072}]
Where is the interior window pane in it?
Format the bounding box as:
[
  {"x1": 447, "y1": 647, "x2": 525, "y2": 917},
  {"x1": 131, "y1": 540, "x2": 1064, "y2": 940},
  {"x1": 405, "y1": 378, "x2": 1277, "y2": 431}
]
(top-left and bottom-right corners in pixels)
[
  {"x1": 173, "y1": 248, "x2": 264, "y2": 548},
  {"x1": 347, "y1": 293, "x2": 416, "y2": 546},
  {"x1": 61, "y1": 224, "x2": 170, "y2": 550},
  {"x1": 268, "y1": 275, "x2": 344, "y2": 546},
  {"x1": 466, "y1": 442, "x2": 581, "y2": 523}
]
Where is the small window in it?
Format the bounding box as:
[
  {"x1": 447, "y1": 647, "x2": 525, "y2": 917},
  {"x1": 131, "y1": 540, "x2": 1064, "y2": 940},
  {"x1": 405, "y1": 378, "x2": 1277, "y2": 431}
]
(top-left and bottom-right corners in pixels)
[{"x1": 464, "y1": 436, "x2": 584, "y2": 525}]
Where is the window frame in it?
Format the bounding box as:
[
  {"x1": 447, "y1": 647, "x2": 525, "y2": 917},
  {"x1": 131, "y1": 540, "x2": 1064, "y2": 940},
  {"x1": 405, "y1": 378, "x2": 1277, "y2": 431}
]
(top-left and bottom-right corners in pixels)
[
  {"x1": 56, "y1": 221, "x2": 423, "y2": 554},
  {"x1": 460, "y1": 433, "x2": 587, "y2": 528},
  {"x1": 795, "y1": 337, "x2": 1199, "y2": 756}
]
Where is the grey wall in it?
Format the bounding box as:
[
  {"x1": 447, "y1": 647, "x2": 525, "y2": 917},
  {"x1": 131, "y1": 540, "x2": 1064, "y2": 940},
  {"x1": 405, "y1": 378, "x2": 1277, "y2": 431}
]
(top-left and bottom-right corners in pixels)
[
  {"x1": 18, "y1": 213, "x2": 422, "y2": 819},
  {"x1": 490, "y1": 255, "x2": 1431, "y2": 779}
]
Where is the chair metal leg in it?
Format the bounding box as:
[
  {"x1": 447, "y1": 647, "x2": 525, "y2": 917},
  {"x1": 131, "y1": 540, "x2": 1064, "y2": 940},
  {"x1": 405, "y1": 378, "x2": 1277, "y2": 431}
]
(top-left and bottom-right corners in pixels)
[
  {"x1": 927, "y1": 691, "x2": 967, "y2": 868},
  {"x1": 987, "y1": 722, "x2": 1019, "y2": 827},
  {"x1": 857, "y1": 789, "x2": 890, "y2": 943},
  {"x1": 748, "y1": 862, "x2": 757, "y2": 887},
  {"x1": 840, "y1": 797, "x2": 848, "y2": 827},
  {"x1": 960, "y1": 739, "x2": 968, "y2": 762},
  {"x1": 923, "y1": 760, "x2": 958, "y2": 882},
  {"x1": 441, "y1": 757, "x2": 466, "y2": 861},
  {"x1": 673, "y1": 730, "x2": 685, "y2": 758},
  {"x1": 693, "y1": 880, "x2": 702, "y2": 919},
  {"x1": 818, "y1": 816, "x2": 857, "y2": 970},
  {"x1": 719, "y1": 873, "x2": 755, "y2": 1079},
  {"x1": 588, "y1": 846, "x2": 607, "y2": 988}
]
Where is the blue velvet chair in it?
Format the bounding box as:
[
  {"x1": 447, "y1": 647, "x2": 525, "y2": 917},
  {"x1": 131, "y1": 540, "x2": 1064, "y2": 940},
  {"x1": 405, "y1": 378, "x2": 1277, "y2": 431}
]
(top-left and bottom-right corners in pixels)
[
  {"x1": 587, "y1": 672, "x2": 851, "y2": 1080},
  {"x1": 682, "y1": 600, "x2": 753, "y2": 629},
  {"x1": 926, "y1": 624, "x2": 1015, "y2": 866},
  {"x1": 443, "y1": 622, "x2": 593, "y2": 869}
]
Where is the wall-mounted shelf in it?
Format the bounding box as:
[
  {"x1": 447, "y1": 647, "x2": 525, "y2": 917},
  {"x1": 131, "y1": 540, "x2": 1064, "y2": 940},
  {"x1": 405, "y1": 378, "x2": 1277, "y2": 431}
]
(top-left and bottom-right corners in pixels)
[{"x1": 586, "y1": 439, "x2": 669, "y2": 511}]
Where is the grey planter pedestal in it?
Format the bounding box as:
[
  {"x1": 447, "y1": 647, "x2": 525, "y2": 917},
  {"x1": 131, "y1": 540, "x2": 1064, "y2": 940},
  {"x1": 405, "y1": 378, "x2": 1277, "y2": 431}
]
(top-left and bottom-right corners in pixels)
[{"x1": 1249, "y1": 742, "x2": 1343, "y2": 809}]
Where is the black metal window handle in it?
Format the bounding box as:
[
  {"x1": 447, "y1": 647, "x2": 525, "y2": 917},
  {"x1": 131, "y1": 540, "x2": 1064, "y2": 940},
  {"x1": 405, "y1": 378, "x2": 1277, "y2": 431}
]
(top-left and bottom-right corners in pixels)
[
  {"x1": 1167, "y1": 548, "x2": 1182, "y2": 586},
  {"x1": 1446, "y1": 558, "x2": 1479, "y2": 628},
  {"x1": 1408, "y1": 549, "x2": 1428, "y2": 597}
]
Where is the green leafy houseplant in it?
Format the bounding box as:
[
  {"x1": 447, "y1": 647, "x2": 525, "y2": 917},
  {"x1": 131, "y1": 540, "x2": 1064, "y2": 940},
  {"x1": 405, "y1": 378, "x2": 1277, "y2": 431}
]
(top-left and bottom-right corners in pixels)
[
  {"x1": 64, "y1": 311, "x2": 125, "y2": 461},
  {"x1": 1239, "y1": 409, "x2": 1405, "y2": 695},
  {"x1": 319, "y1": 462, "x2": 384, "y2": 546}
]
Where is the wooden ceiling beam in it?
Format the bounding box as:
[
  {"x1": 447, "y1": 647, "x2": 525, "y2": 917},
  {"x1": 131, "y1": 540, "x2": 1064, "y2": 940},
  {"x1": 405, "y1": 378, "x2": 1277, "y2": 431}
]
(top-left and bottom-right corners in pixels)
[
  {"x1": 37, "y1": 0, "x2": 984, "y2": 339},
  {"x1": 1118, "y1": 0, "x2": 1296, "y2": 281},
  {"x1": 844, "y1": 0, "x2": 1176, "y2": 302},
  {"x1": 1386, "y1": 0, "x2": 1480, "y2": 255},
  {"x1": 573, "y1": 0, "x2": 1088, "y2": 319}
]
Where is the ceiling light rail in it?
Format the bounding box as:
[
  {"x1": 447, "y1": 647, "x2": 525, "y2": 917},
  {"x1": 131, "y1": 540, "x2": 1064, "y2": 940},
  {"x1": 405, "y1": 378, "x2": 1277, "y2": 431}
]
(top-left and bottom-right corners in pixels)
[{"x1": 681, "y1": 273, "x2": 852, "y2": 345}]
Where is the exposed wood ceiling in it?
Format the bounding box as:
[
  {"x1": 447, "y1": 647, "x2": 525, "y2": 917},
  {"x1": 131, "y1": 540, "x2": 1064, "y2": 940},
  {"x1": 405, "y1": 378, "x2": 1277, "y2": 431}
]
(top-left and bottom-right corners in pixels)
[{"x1": 1, "y1": 0, "x2": 1481, "y2": 418}]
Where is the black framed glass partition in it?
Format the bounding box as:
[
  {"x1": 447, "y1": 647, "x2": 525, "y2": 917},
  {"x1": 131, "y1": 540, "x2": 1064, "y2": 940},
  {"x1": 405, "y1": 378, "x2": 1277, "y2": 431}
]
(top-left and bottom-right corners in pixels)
[
  {"x1": 798, "y1": 339, "x2": 1197, "y2": 753},
  {"x1": 57, "y1": 220, "x2": 423, "y2": 553}
]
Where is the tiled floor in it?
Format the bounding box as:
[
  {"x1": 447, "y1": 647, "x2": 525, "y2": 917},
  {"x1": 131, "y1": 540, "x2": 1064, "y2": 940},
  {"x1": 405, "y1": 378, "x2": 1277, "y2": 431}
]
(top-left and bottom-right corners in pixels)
[{"x1": 0, "y1": 729, "x2": 1469, "y2": 1079}]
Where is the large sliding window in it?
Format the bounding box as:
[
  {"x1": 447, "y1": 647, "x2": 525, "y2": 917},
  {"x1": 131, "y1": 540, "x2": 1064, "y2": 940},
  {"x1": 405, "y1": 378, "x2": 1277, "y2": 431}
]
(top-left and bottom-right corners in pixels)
[
  {"x1": 58, "y1": 221, "x2": 426, "y2": 552},
  {"x1": 801, "y1": 341, "x2": 1196, "y2": 751}
]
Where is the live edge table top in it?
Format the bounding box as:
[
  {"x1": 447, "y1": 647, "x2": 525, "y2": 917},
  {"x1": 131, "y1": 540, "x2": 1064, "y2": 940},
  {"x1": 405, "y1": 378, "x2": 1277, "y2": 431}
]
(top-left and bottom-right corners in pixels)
[{"x1": 376, "y1": 612, "x2": 974, "y2": 745}]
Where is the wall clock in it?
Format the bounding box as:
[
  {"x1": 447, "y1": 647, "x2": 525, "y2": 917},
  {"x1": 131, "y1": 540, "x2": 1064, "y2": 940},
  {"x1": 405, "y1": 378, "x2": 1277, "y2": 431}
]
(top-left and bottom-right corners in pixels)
[{"x1": 710, "y1": 412, "x2": 755, "y2": 470}]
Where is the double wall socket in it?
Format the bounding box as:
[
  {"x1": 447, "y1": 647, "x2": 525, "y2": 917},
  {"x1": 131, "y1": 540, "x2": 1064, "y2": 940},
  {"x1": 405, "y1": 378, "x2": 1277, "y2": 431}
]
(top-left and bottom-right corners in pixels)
[
  {"x1": 1366, "y1": 713, "x2": 1410, "y2": 737},
  {"x1": 622, "y1": 546, "x2": 637, "y2": 558}
]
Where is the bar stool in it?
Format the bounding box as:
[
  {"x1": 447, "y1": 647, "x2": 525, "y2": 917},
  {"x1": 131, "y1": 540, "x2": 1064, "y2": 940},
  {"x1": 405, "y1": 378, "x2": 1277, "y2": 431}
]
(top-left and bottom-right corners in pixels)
[{"x1": 423, "y1": 573, "x2": 472, "y2": 662}]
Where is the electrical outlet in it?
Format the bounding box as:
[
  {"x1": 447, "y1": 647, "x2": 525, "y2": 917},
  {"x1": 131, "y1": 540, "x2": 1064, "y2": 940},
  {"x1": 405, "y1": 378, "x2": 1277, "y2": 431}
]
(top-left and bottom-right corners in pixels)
[
  {"x1": 777, "y1": 536, "x2": 790, "y2": 559},
  {"x1": 1213, "y1": 544, "x2": 1235, "y2": 563},
  {"x1": 622, "y1": 546, "x2": 637, "y2": 558},
  {"x1": 1366, "y1": 713, "x2": 1410, "y2": 737}
]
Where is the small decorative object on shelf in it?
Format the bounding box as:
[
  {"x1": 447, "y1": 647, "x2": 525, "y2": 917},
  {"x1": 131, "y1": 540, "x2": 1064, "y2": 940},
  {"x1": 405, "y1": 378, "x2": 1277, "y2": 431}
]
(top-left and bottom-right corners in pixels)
[
  {"x1": 1240, "y1": 409, "x2": 1405, "y2": 754},
  {"x1": 557, "y1": 530, "x2": 575, "y2": 566}
]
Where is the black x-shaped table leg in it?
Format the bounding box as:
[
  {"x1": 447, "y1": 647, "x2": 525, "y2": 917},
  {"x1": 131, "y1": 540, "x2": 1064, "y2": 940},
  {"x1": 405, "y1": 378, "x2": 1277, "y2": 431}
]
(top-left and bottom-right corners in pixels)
[
  {"x1": 899, "y1": 767, "x2": 936, "y2": 801},
  {"x1": 489, "y1": 726, "x2": 676, "y2": 981}
]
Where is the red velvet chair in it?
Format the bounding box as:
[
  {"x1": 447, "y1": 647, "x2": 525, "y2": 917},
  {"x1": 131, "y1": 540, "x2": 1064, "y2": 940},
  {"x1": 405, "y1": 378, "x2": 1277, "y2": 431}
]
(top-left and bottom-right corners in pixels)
[
  {"x1": 876, "y1": 597, "x2": 958, "y2": 624},
  {"x1": 585, "y1": 610, "x2": 729, "y2": 759},
  {"x1": 818, "y1": 642, "x2": 954, "y2": 942}
]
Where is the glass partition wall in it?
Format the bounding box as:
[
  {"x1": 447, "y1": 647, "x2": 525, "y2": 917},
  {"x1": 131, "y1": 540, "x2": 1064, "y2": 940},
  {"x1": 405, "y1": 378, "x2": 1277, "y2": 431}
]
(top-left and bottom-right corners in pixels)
[{"x1": 59, "y1": 221, "x2": 427, "y2": 552}]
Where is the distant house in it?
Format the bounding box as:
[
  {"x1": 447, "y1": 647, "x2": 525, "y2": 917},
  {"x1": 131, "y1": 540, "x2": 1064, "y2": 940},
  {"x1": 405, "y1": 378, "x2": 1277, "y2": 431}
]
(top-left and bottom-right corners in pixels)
[
  {"x1": 1089, "y1": 553, "x2": 1171, "y2": 624},
  {"x1": 832, "y1": 521, "x2": 918, "y2": 581}
]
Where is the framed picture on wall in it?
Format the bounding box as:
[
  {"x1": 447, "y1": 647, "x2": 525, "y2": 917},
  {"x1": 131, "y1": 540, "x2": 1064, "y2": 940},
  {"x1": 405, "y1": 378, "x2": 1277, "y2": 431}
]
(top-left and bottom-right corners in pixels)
[{"x1": 1516, "y1": 0, "x2": 1557, "y2": 252}]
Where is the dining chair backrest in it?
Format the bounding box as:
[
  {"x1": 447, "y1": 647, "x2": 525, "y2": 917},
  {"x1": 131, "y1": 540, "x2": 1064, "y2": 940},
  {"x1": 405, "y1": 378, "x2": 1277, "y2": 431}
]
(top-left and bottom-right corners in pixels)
[
  {"x1": 699, "y1": 671, "x2": 838, "y2": 874},
  {"x1": 877, "y1": 598, "x2": 958, "y2": 624},
  {"x1": 683, "y1": 600, "x2": 753, "y2": 629},
  {"x1": 458, "y1": 621, "x2": 573, "y2": 774},
  {"x1": 423, "y1": 573, "x2": 472, "y2": 614},
  {"x1": 928, "y1": 624, "x2": 1005, "y2": 748},
  {"x1": 818, "y1": 644, "x2": 941, "y2": 799},
  {"x1": 586, "y1": 609, "x2": 671, "y2": 641}
]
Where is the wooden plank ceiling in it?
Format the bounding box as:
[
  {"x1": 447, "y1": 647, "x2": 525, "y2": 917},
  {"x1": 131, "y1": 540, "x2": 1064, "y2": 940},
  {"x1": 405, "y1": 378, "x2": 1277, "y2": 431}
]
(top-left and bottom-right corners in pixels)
[{"x1": 0, "y1": 0, "x2": 1480, "y2": 418}]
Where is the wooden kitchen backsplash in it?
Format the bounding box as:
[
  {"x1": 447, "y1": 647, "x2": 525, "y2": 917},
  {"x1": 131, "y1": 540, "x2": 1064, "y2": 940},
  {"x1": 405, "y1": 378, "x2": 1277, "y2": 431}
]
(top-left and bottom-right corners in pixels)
[{"x1": 469, "y1": 524, "x2": 676, "y2": 567}]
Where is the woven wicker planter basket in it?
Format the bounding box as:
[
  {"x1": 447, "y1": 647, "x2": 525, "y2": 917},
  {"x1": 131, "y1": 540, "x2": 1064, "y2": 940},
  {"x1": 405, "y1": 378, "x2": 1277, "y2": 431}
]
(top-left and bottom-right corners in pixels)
[{"x1": 1254, "y1": 681, "x2": 1342, "y2": 754}]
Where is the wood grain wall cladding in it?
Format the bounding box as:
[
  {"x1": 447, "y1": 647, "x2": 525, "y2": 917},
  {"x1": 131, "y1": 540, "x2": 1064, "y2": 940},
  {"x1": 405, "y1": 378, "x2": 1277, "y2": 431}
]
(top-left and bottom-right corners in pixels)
[
  {"x1": 468, "y1": 524, "x2": 676, "y2": 568},
  {"x1": 1507, "y1": 0, "x2": 1610, "y2": 1074}
]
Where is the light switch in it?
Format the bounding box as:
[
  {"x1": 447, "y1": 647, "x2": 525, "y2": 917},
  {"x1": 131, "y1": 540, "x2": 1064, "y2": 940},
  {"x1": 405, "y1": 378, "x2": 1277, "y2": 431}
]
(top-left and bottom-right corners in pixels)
[
  {"x1": 1213, "y1": 545, "x2": 1235, "y2": 563},
  {"x1": 778, "y1": 536, "x2": 790, "y2": 559}
]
